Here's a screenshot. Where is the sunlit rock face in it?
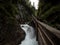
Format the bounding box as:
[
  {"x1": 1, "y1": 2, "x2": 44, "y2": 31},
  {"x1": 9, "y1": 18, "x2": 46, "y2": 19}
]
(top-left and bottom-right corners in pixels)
[{"x1": 20, "y1": 24, "x2": 38, "y2": 45}]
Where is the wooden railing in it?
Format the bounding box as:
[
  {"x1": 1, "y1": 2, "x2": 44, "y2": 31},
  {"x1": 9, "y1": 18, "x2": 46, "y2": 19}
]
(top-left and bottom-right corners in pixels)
[{"x1": 32, "y1": 15, "x2": 60, "y2": 45}]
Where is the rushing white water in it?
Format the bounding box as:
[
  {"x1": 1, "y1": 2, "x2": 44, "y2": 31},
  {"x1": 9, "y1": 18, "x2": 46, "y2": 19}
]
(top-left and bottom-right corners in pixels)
[{"x1": 19, "y1": 24, "x2": 38, "y2": 45}]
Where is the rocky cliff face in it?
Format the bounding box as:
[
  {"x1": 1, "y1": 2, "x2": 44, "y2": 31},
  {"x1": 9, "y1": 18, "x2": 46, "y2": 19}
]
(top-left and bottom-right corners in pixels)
[
  {"x1": 0, "y1": 11, "x2": 25, "y2": 45},
  {"x1": 0, "y1": 0, "x2": 34, "y2": 45},
  {"x1": 0, "y1": 0, "x2": 26, "y2": 45}
]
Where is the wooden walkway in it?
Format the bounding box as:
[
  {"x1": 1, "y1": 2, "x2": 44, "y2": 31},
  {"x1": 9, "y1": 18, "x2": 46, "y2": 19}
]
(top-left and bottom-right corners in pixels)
[{"x1": 32, "y1": 16, "x2": 60, "y2": 45}]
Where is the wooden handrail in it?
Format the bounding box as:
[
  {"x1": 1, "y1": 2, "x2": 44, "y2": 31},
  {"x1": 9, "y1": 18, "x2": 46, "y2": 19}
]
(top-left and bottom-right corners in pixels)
[
  {"x1": 32, "y1": 15, "x2": 60, "y2": 38},
  {"x1": 32, "y1": 15, "x2": 60, "y2": 45},
  {"x1": 38, "y1": 27, "x2": 47, "y2": 45},
  {"x1": 38, "y1": 24, "x2": 54, "y2": 45}
]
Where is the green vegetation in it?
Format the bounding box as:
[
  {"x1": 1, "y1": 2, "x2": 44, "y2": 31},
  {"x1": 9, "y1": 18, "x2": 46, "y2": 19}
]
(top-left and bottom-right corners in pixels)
[
  {"x1": 0, "y1": 0, "x2": 60, "y2": 45},
  {"x1": 37, "y1": 0, "x2": 60, "y2": 30}
]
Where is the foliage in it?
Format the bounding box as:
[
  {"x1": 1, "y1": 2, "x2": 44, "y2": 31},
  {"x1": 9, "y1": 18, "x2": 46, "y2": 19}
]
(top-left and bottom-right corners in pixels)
[
  {"x1": 37, "y1": 0, "x2": 60, "y2": 30},
  {"x1": 0, "y1": 0, "x2": 27, "y2": 45}
]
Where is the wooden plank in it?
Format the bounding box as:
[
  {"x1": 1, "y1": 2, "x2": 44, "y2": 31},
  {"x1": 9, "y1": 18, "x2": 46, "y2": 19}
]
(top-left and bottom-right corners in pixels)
[{"x1": 32, "y1": 15, "x2": 60, "y2": 38}]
